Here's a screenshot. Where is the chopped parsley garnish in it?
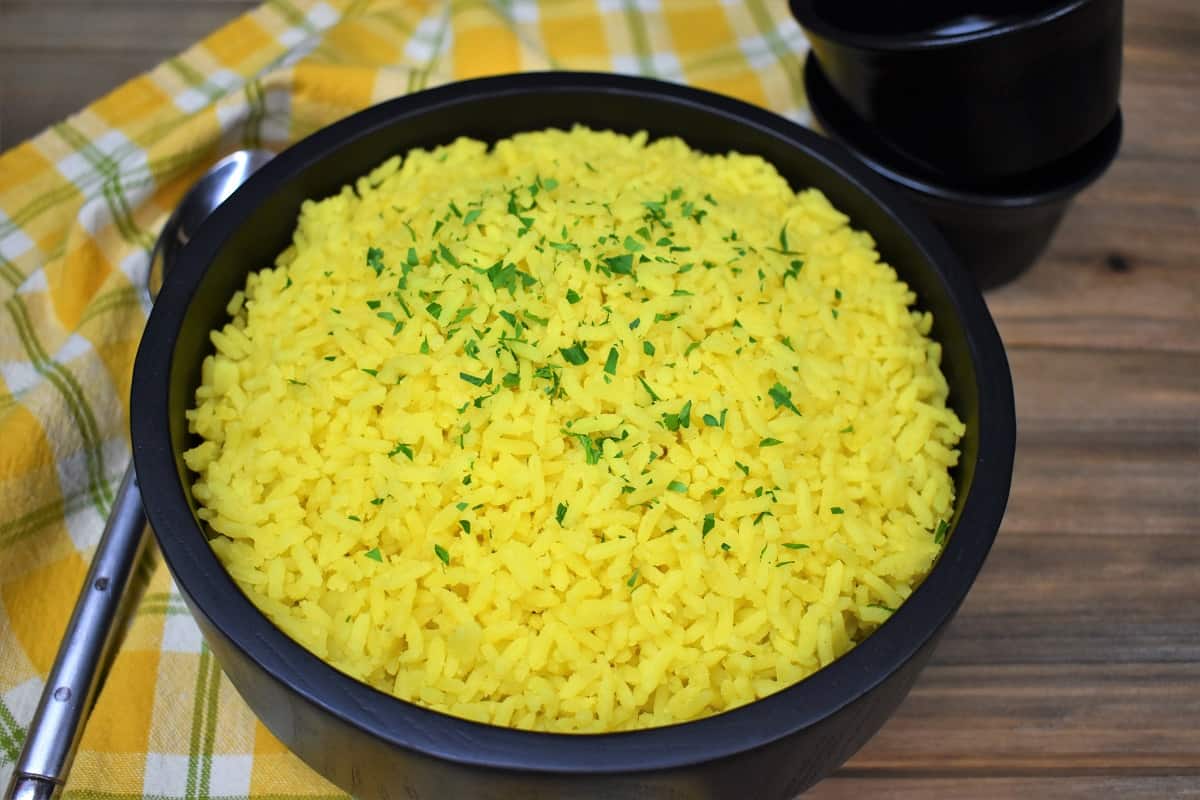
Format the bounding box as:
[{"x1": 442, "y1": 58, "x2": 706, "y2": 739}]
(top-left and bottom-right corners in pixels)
[
  {"x1": 347, "y1": 515, "x2": 361, "y2": 522},
  {"x1": 638, "y1": 376, "x2": 660, "y2": 402},
  {"x1": 643, "y1": 341, "x2": 656, "y2": 356},
  {"x1": 604, "y1": 346, "x2": 619, "y2": 375},
  {"x1": 388, "y1": 442, "x2": 414, "y2": 460},
  {"x1": 830, "y1": 506, "x2": 845, "y2": 515},
  {"x1": 459, "y1": 370, "x2": 492, "y2": 387},
  {"x1": 456, "y1": 501, "x2": 468, "y2": 511},
  {"x1": 364, "y1": 547, "x2": 382, "y2": 562},
  {"x1": 550, "y1": 241, "x2": 579, "y2": 252},
  {"x1": 361, "y1": 368, "x2": 378, "y2": 377},
  {"x1": 702, "y1": 513, "x2": 715, "y2": 538},
  {"x1": 768, "y1": 382, "x2": 802, "y2": 416},
  {"x1": 720, "y1": 542, "x2": 732, "y2": 552},
  {"x1": 627, "y1": 568, "x2": 640, "y2": 588},
  {"x1": 371, "y1": 497, "x2": 385, "y2": 506},
  {"x1": 785, "y1": 260, "x2": 804, "y2": 281},
  {"x1": 286, "y1": 379, "x2": 306, "y2": 386},
  {"x1": 666, "y1": 480, "x2": 688, "y2": 493},
  {"x1": 629, "y1": 318, "x2": 641, "y2": 330},
  {"x1": 434, "y1": 544, "x2": 450, "y2": 566},
  {"x1": 366, "y1": 247, "x2": 385, "y2": 276},
  {"x1": 702, "y1": 409, "x2": 727, "y2": 428},
  {"x1": 426, "y1": 301, "x2": 443, "y2": 320},
  {"x1": 776, "y1": 561, "x2": 795, "y2": 568},
  {"x1": 524, "y1": 310, "x2": 549, "y2": 326},
  {"x1": 735, "y1": 461, "x2": 750, "y2": 476},
  {"x1": 832, "y1": 308, "x2": 840, "y2": 320},
  {"x1": 438, "y1": 243, "x2": 460, "y2": 268},
  {"x1": 420, "y1": 338, "x2": 431, "y2": 354},
  {"x1": 624, "y1": 236, "x2": 644, "y2": 252},
  {"x1": 556, "y1": 502, "x2": 568, "y2": 526},
  {"x1": 566, "y1": 288, "x2": 582, "y2": 304},
  {"x1": 501, "y1": 372, "x2": 520, "y2": 388},
  {"x1": 783, "y1": 543, "x2": 809, "y2": 550},
  {"x1": 654, "y1": 312, "x2": 679, "y2": 323},
  {"x1": 323, "y1": 356, "x2": 336, "y2": 362},
  {"x1": 366, "y1": 299, "x2": 381, "y2": 310},
  {"x1": 463, "y1": 208, "x2": 482, "y2": 225},
  {"x1": 759, "y1": 438, "x2": 783, "y2": 447},
  {"x1": 661, "y1": 400, "x2": 692, "y2": 432},
  {"x1": 840, "y1": 424, "x2": 854, "y2": 433},
  {"x1": 934, "y1": 519, "x2": 950, "y2": 545},
  {"x1": 458, "y1": 519, "x2": 471, "y2": 534},
  {"x1": 835, "y1": 288, "x2": 843, "y2": 301},
  {"x1": 605, "y1": 253, "x2": 634, "y2": 275},
  {"x1": 565, "y1": 431, "x2": 604, "y2": 465},
  {"x1": 703, "y1": 193, "x2": 718, "y2": 205},
  {"x1": 560, "y1": 342, "x2": 589, "y2": 365}
]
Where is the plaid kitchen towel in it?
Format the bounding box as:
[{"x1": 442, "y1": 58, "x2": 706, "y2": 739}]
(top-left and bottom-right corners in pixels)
[{"x1": 0, "y1": 1, "x2": 809, "y2": 796}]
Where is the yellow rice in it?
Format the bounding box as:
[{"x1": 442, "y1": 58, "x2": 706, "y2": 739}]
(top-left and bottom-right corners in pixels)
[{"x1": 184, "y1": 127, "x2": 964, "y2": 733}]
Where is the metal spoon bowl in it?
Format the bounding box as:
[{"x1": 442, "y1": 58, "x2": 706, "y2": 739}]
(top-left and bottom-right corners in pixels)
[{"x1": 5, "y1": 148, "x2": 273, "y2": 800}]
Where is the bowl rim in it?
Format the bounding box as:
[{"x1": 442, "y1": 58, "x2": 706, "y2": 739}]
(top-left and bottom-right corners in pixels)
[
  {"x1": 131, "y1": 71, "x2": 1015, "y2": 776},
  {"x1": 789, "y1": 0, "x2": 1092, "y2": 52},
  {"x1": 802, "y1": 53, "x2": 1123, "y2": 207}
]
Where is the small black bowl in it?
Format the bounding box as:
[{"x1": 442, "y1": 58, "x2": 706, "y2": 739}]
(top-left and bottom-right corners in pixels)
[
  {"x1": 804, "y1": 53, "x2": 1122, "y2": 290},
  {"x1": 131, "y1": 72, "x2": 1015, "y2": 800},
  {"x1": 791, "y1": 0, "x2": 1123, "y2": 180}
]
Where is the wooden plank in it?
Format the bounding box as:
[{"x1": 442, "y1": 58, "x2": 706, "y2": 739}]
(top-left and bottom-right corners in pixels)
[
  {"x1": 811, "y1": 776, "x2": 1200, "y2": 799},
  {"x1": 841, "y1": 663, "x2": 1200, "y2": 771},
  {"x1": 1004, "y1": 347, "x2": 1200, "y2": 447}
]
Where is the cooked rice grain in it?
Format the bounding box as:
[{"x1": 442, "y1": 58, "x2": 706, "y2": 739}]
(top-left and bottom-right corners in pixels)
[{"x1": 185, "y1": 127, "x2": 964, "y2": 732}]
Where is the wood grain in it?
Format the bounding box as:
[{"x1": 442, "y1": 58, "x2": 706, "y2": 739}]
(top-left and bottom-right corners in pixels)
[{"x1": 1, "y1": 1, "x2": 1197, "y2": 798}]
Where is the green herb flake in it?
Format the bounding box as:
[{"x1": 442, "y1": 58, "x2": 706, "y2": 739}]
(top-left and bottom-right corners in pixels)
[
  {"x1": 638, "y1": 376, "x2": 661, "y2": 402},
  {"x1": 566, "y1": 288, "x2": 582, "y2": 304},
  {"x1": 463, "y1": 208, "x2": 482, "y2": 225},
  {"x1": 627, "y1": 568, "x2": 640, "y2": 588},
  {"x1": 501, "y1": 372, "x2": 520, "y2": 388},
  {"x1": 759, "y1": 438, "x2": 783, "y2": 447},
  {"x1": 832, "y1": 308, "x2": 840, "y2": 320},
  {"x1": 604, "y1": 346, "x2": 619, "y2": 376},
  {"x1": 702, "y1": 408, "x2": 727, "y2": 429},
  {"x1": 420, "y1": 337, "x2": 431, "y2": 354},
  {"x1": 434, "y1": 544, "x2": 450, "y2": 566},
  {"x1": 371, "y1": 497, "x2": 386, "y2": 506},
  {"x1": 438, "y1": 243, "x2": 460, "y2": 268},
  {"x1": 703, "y1": 193, "x2": 718, "y2": 205},
  {"x1": 776, "y1": 561, "x2": 795, "y2": 568},
  {"x1": 323, "y1": 356, "x2": 336, "y2": 362},
  {"x1": 624, "y1": 235, "x2": 645, "y2": 252},
  {"x1": 840, "y1": 424, "x2": 854, "y2": 434},
  {"x1": 550, "y1": 241, "x2": 579, "y2": 252},
  {"x1": 666, "y1": 480, "x2": 687, "y2": 493},
  {"x1": 366, "y1": 247, "x2": 385, "y2": 276},
  {"x1": 458, "y1": 519, "x2": 471, "y2": 534},
  {"x1": 605, "y1": 253, "x2": 635, "y2": 275},
  {"x1": 702, "y1": 513, "x2": 715, "y2": 538},
  {"x1": 388, "y1": 442, "x2": 414, "y2": 460},
  {"x1": 556, "y1": 502, "x2": 568, "y2": 526},
  {"x1": 286, "y1": 379, "x2": 306, "y2": 386},
  {"x1": 426, "y1": 301, "x2": 443, "y2": 320},
  {"x1": 361, "y1": 368, "x2": 378, "y2": 377},
  {"x1": 720, "y1": 542, "x2": 732, "y2": 552},
  {"x1": 768, "y1": 382, "x2": 802, "y2": 416},
  {"x1": 560, "y1": 342, "x2": 589, "y2": 365},
  {"x1": 524, "y1": 310, "x2": 549, "y2": 326},
  {"x1": 830, "y1": 506, "x2": 845, "y2": 515},
  {"x1": 835, "y1": 288, "x2": 843, "y2": 301},
  {"x1": 711, "y1": 487, "x2": 725, "y2": 497},
  {"x1": 629, "y1": 318, "x2": 642, "y2": 330},
  {"x1": 735, "y1": 461, "x2": 750, "y2": 476},
  {"x1": 654, "y1": 312, "x2": 680, "y2": 323},
  {"x1": 934, "y1": 519, "x2": 950, "y2": 545},
  {"x1": 347, "y1": 515, "x2": 361, "y2": 522},
  {"x1": 456, "y1": 501, "x2": 468, "y2": 511},
  {"x1": 460, "y1": 370, "x2": 491, "y2": 387},
  {"x1": 365, "y1": 547, "x2": 383, "y2": 562}
]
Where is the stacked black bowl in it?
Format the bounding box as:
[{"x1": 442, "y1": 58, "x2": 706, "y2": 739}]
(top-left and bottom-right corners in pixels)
[{"x1": 790, "y1": 0, "x2": 1124, "y2": 289}]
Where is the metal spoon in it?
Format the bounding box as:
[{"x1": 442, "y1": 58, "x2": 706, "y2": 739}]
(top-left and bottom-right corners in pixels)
[{"x1": 5, "y1": 149, "x2": 274, "y2": 800}]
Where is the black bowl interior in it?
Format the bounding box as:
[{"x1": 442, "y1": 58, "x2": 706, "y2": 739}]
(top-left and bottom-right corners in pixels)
[
  {"x1": 132, "y1": 72, "x2": 1014, "y2": 779},
  {"x1": 802, "y1": 52, "x2": 1124, "y2": 206}
]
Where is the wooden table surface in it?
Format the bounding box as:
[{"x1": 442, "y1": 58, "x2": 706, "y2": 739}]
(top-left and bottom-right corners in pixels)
[{"x1": 3, "y1": 1, "x2": 1198, "y2": 798}]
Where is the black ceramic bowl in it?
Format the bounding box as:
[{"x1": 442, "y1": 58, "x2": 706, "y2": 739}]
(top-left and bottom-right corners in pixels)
[
  {"x1": 804, "y1": 53, "x2": 1122, "y2": 290},
  {"x1": 131, "y1": 73, "x2": 1015, "y2": 800},
  {"x1": 790, "y1": 0, "x2": 1123, "y2": 180}
]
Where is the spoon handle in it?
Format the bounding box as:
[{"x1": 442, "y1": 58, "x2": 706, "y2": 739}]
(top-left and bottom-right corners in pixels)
[{"x1": 5, "y1": 467, "x2": 149, "y2": 800}]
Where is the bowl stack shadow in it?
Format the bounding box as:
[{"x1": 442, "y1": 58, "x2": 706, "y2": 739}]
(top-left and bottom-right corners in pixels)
[{"x1": 790, "y1": 0, "x2": 1124, "y2": 289}]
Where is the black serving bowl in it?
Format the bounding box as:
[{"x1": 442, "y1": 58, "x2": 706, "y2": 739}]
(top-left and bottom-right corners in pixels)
[
  {"x1": 790, "y1": 0, "x2": 1123, "y2": 180},
  {"x1": 131, "y1": 73, "x2": 1015, "y2": 800},
  {"x1": 804, "y1": 53, "x2": 1122, "y2": 290}
]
